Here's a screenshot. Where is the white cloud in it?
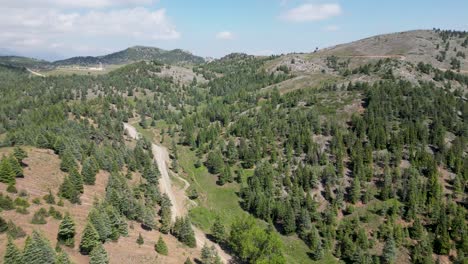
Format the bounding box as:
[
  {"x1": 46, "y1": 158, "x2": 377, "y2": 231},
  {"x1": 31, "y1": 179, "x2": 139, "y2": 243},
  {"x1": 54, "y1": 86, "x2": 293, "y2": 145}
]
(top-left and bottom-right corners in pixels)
[
  {"x1": 0, "y1": 0, "x2": 157, "y2": 9},
  {"x1": 216, "y1": 31, "x2": 235, "y2": 40},
  {"x1": 0, "y1": 7, "x2": 180, "y2": 56},
  {"x1": 324, "y1": 25, "x2": 340, "y2": 31},
  {"x1": 281, "y1": 3, "x2": 342, "y2": 22}
]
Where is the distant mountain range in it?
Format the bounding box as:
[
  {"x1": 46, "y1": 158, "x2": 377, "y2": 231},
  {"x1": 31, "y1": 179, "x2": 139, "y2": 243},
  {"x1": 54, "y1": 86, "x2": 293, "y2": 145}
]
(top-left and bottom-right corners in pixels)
[{"x1": 0, "y1": 46, "x2": 205, "y2": 69}]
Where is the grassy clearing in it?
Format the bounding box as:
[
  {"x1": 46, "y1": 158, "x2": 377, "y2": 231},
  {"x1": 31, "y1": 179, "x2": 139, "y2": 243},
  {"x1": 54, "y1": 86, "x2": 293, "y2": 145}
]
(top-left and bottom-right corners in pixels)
[
  {"x1": 177, "y1": 145, "x2": 317, "y2": 264},
  {"x1": 177, "y1": 145, "x2": 247, "y2": 228}
]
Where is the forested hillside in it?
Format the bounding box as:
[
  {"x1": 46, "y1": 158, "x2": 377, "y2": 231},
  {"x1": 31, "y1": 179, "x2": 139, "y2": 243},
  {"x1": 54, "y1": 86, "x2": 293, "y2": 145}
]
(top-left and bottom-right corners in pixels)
[{"x1": 0, "y1": 29, "x2": 466, "y2": 264}]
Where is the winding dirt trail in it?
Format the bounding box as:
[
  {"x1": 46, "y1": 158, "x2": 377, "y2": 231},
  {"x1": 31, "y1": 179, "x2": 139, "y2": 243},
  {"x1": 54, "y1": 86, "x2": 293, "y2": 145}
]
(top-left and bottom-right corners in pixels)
[
  {"x1": 123, "y1": 123, "x2": 232, "y2": 263},
  {"x1": 26, "y1": 68, "x2": 45, "y2": 77}
]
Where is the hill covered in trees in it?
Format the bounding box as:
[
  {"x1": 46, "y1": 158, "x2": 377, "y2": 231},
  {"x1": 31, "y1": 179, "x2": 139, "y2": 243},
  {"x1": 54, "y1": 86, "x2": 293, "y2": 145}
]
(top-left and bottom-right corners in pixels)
[
  {"x1": 0, "y1": 46, "x2": 205, "y2": 70},
  {"x1": 0, "y1": 29, "x2": 466, "y2": 264},
  {"x1": 54, "y1": 46, "x2": 205, "y2": 66}
]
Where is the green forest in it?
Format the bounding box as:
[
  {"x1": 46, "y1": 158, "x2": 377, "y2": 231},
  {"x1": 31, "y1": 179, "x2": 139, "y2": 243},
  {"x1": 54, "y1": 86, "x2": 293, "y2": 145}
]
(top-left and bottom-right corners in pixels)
[{"x1": 0, "y1": 30, "x2": 467, "y2": 264}]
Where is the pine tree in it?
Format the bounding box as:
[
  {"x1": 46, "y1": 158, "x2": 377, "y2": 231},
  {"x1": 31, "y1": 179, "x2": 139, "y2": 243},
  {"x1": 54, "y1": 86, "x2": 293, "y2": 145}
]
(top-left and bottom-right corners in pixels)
[
  {"x1": 60, "y1": 150, "x2": 77, "y2": 172},
  {"x1": 4, "y1": 238, "x2": 23, "y2": 264},
  {"x1": 159, "y1": 195, "x2": 172, "y2": 234},
  {"x1": 226, "y1": 139, "x2": 238, "y2": 164},
  {"x1": 8, "y1": 156, "x2": 23, "y2": 177},
  {"x1": 172, "y1": 217, "x2": 196, "y2": 248},
  {"x1": 89, "y1": 208, "x2": 111, "y2": 242},
  {"x1": 218, "y1": 165, "x2": 233, "y2": 185},
  {"x1": 69, "y1": 168, "x2": 84, "y2": 194},
  {"x1": 351, "y1": 176, "x2": 361, "y2": 204},
  {"x1": 307, "y1": 226, "x2": 323, "y2": 260},
  {"x1": 211, "y1": 216, "x2": 226, "y2": 243},
  {"x1": 0, "y1": 157, "x2": 16, "y2": 185},
  {"x1": 57, "y1": 213, "x2": 76, "y2": 247},
  {"x1": 105, "y1": 205, "x2": 128, "y2": 240},
  {"x1": 82, "y1": 157, "x2": 97, "y2": 185},
  {"x1": 79, "y1": 222, "x2": 100, "y2": 255},
  {"x1": 43, "y1": 189, "x2": 55, "y2": 204},
  {"x1": 56, "y1": 251, "x2": 72, "y2": 264},
  {"x1": 0, "y1": 216, "x2": 7, "y2": 233},
  {"x1": 23, "y1": 231, "x2": 56, "y2": 264},
  {"x1": 89, "y1": 243, "x2": 109, "y2": 264},
  {"x1": 201, "y1": 243, "x2": 221, "y2": 264},
  {"x1": 155, "y1": 236, "x2": 168, "y2": 255},
  {"x1": 136, "y1": 233, "x2": 144, "y2": 246},
  {"x1": 59, "y1": 176, "x2": 80, "y2": 204},
  {"x1": 283, "y1": 203, "x2": 296, "y2": 235},
  {"x1": 382, "y1": 237, "x2": 396, "y2": 264},
  {"x1": 206, "y1": 150, "x2": 224, "y2": 174},
  {"x1": 13, "y1": 147, "x2": 27, "y2": 161}
]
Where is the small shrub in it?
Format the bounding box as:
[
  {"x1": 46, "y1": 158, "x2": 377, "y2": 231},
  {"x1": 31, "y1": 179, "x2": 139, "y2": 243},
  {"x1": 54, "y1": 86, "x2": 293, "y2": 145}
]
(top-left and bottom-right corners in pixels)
[
  {"x1": 31, "y1": 208, "x2": 49, "y2": 224},
  {"x1": 49, "y1": 206, "x2": 63, "y2": 220},
  {"x1": 136, "y1": 233, "x2": 144, "y2": 246},
  {"x1": 6, "y1": 220, "x2": 26, "y2": 239},
  {"x1": 15, "y1": 207, "x2": 29, "y2": 215},
  {"x1": 32, "y1": 197, "x2": 41, "y2": 205},
  {"x1": 0, "y1": 194, "x2": 15, "y2": 210},
  {"x1": 6, "y1": 185, "x2": 17, "y2": 194},
  {"x1": 188, "y1": 188, "x2": 199, "y2": 200},
  {"x1": 14, "y1": 197, "x2": 30, "y2": 208},
  {"x1": 43, "y1": 189, "x2": 56, "y2": 204}
]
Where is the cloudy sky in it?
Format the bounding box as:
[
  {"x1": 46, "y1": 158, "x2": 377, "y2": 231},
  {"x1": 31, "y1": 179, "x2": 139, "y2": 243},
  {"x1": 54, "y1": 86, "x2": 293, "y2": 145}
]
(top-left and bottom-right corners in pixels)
[{"x1": 1, "y1": 0, "x2": 467, "y2": 60}]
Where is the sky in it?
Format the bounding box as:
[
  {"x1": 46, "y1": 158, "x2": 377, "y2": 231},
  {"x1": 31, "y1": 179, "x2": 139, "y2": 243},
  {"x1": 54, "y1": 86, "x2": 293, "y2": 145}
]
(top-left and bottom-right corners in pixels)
[{"x1": 1, "y1": 0, "x2": 467, "y2": 60}]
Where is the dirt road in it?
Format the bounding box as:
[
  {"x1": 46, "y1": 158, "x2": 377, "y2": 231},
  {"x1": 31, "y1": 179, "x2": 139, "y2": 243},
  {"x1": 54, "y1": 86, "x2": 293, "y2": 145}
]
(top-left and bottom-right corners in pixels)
[
  {"x1": 151, "y1": 143, "x2": 180, "y2": 222},
  {"x1": 123, "y1": 123, "x2": 231, "y2": 263},
  {"x1": 26, "y1": 68, "x2": 45, "y2": 77}
]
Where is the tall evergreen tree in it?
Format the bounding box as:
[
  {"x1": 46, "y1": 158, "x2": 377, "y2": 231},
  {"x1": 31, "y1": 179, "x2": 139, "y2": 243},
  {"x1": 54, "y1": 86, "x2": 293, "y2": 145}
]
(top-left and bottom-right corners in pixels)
[
  {"x1": 89, "y1": 243, "x2": 109, "y2": 264},
  {"x1": 201, "y1": 243, "x2": 222, "y2": 264},
  {"x1": 56, "y1": 251, "x2": 72, "y2": 264},
  {"x1": 211, "y1": 216, "x2": 226, "y2": 243},
  {"x1": 13, "y1": 147, "x2": 27, "y2": 162},
  {"x1": 57, "y1": 213, "x2": 76, "y2": 247},
  {"x1": 60, "y1": 150, "x2": 77, "y2": 173},
  {"x1": 8, "y1": 156, "x2": 23, "y2": 177},
  {"x1": 0, "y1": 157, "x2": 16, "y2": 185},
  {"x1": 69, "y1": 168, "x2": 84, "y2": 194},
  {"x1": 79, "y1": 222, "x2": 100, "y2": 255},
  {"x1": 89, "y1": 208, "x2": 111, "y2": 242},
  {"x1": 4, "y1": 238, "x2": 23, "y2": 264},
  {"x1": 307, "y1": 225, "x2": 323, "y2": 261},
  {"x1": 350, "y1": 176, "x2": 361, "y2": 204},
  {"x1": 82, "y1": 157, "x2": 97, "y2": 185},
  {"x1": 382, "y1": 237, "x2": 396, "y2": 264},
  {"x1": 22, "y1": 231, "x2": 56, "y2": 264}
]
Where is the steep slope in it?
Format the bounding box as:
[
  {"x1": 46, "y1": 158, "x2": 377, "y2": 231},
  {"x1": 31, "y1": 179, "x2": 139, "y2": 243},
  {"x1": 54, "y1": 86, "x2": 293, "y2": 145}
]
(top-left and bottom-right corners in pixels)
[{"x1": 317, "y1": 29, "x2": 468, "y2": 71}]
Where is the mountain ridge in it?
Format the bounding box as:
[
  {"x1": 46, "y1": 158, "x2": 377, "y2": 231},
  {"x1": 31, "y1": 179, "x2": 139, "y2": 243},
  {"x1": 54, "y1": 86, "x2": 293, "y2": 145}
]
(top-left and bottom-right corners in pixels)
[{"x1": 0, "y1": 46, "x2": 205, "y2": 69}]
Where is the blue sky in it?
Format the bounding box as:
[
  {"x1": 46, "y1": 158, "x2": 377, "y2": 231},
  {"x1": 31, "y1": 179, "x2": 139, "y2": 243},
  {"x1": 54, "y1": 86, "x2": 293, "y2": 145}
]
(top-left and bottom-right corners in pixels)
[{"x1": 1, "y1": 0, "x2": 467, "y2": 60}]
